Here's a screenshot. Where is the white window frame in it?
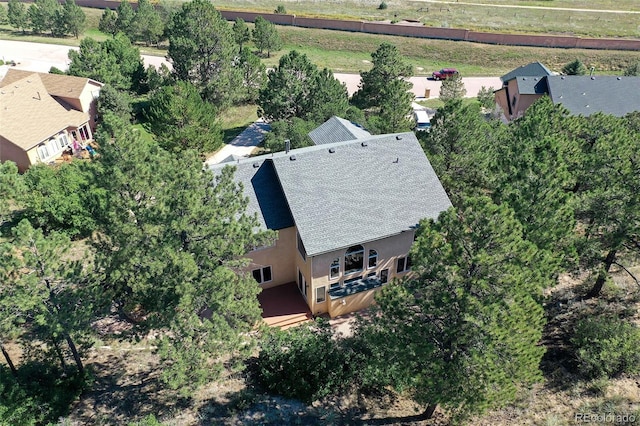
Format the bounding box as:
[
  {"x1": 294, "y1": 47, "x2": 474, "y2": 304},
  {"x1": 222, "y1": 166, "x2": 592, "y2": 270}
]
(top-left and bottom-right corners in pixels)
[
  {"x1": 37, "y1": 144, "x2": 50, "y2": 161},
  {"x1": 368, "y1": 249, "x2": 378, "y2": 269},
  {"x1": 330, "y1": 258, "x2": 340, "y2": 279},
  {"x1": 344, "y1": 245, "x2": 364, "y2": 275}
]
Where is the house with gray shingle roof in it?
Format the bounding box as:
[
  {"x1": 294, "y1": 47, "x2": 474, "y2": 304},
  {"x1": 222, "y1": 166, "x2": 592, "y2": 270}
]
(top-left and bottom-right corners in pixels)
[
  {"x1": 0, "y1": 70, "x2": 102, "y2": 172},
  {"x1": 307, "y1": 116, "x2": 371, "y2": 145},
  {"x1": 495, "y1": 62, "x2": 640, "y2": 121},
  {"x1": 210, "y1": 124, "x2": 451, "y2": 318}
]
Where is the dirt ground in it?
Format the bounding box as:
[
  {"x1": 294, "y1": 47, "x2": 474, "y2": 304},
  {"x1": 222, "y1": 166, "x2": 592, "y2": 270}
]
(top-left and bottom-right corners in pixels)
[{"x1": 36, "y1": 267, "x2": 636, "y2": 426}]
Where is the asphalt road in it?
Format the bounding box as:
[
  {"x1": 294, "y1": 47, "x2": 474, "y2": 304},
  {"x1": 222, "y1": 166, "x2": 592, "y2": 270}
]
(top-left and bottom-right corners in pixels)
[{"x1": 0, "y1": 39, "x2": 502, "y2": 99}]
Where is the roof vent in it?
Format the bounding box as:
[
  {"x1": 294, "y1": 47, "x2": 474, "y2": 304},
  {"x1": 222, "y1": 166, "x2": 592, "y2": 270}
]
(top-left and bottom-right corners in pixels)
[
  {"x1": 582, "y1": 92, "x2": 586, "y2": 96},
  {"x1": 328, "y1": 147, "x2": 336, "y2": 153},
  {"x1": 284, "y1": 139, "x2": 291, "y2": 154},
  {"x1": 617, "y1": 76, "x2": 622, "y2": 80},
  {"x1": 522, "y1": 77, "x2": 526, "y2": 80},
  {"x1": 395, "y1": 136, "x2": 403, "y2": 140},
  {"x1": 561, "y1": 76, "x2": 565, "y2": 80},
  {"x1": 253, "y1": 162, "x2": 260, "y2": 168},
  {"x1": 590, "y1": 76, "x2": 595, "y2": 80},
  {"x1": 361, "y1": 142, "x2": 368, "y2": 147},
  {"x1": 289, "y1": 155, "x2": 296, "y2": 161},
  {"x1": 393, "y1": 157, "x2": 399, "y2": 163}
]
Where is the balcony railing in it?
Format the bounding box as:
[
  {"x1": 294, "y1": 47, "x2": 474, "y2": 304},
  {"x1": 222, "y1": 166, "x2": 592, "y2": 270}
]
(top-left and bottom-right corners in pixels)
[{"x1": 328, "y1": 276, "x2": 383, "y2": 300}]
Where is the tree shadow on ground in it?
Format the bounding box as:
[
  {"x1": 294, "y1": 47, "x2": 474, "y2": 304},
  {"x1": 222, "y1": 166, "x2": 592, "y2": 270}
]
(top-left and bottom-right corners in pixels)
[
  {"x1": 539, "y1": 272, "x2": 640, "y2": 393},
  {"x1": 223, "y1": 126, "x2": 248, "y2": 144},
  {"x1": 70, "y1": 351, "x2": 190, "y2": 425}
]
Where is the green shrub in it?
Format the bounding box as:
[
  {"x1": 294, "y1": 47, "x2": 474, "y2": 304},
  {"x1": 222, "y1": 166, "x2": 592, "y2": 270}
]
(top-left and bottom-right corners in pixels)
[
  {"x1": 378, "y1": 1, "x2": 388, "y2": 10},
  {"x1": 274, "y1": 5, "x2": 286, "y2": 14},
  {"x1": 572, "y1": 315, "x2": 640, "y2": 379},
  {"x1": 255, "y1": 319, "x2": 351, "y2": 403}
]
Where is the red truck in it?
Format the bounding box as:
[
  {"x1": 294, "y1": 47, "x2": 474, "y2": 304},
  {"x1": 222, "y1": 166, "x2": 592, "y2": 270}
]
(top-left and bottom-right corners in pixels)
[{"x1": 431, "y1": 68, "x2": 459, "y2": 80}]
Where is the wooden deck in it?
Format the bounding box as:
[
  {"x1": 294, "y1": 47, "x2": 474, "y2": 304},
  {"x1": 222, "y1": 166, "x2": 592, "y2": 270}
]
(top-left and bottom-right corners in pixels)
[{"x1": 258, "y1": 282, "x2": 312, "y2": 329}]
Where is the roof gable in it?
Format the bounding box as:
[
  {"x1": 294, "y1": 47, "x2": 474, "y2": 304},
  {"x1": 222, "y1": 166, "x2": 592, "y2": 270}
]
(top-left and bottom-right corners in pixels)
[
  {"x1": 308, "y1": 116, "x2": 371, "y2": 145},
  {"x1": 515, "y1": 76, "x2": 549, "y2": 95},
  {"x1": 501, "y1": 62, "x2": 553, "y2": 83},
  {"x1": 1, "y1": 69, "x2": 102, "y2": 102},
  {"x1": 0, "y1": 74, "x2": 88, "y2": 150},
  {"x1": 546, "y1": 75, "x2": 640, "y2": 117}
]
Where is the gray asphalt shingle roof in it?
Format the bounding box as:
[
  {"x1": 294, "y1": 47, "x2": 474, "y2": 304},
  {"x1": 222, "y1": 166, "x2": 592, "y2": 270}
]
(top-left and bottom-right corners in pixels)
[
  {"x1": 210, "y1": 156, "x2": 294, "y2": 231},
  {"x1": 308, "y1": 116, "x2": 371, "y2": 145},
  {"x1": 546, "y1": 76, "x2": 640, "y2": 117},
  {"x1": 271, "y1": 133, "x2": 452, "y2": 256},
  {"x1": 515, "y1": 76, "x2": 549, "y2": 95},
  {"x1": 501, "y1": 61, "x2": 553, "y2": 83},
  {"x1": 211, "y1": 128, "x2": 452, "y2": 256}
]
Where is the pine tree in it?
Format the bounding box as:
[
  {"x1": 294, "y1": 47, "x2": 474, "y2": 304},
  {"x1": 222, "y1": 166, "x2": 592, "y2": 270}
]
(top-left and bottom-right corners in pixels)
[
  {"x1": 439, "y1": 72, "x2": 467, "y2": 103},
  {"x1": 359, "y1": 197, "x2": 551, "y2": 421},
  {"x1": 351, "y1": 43, "x2": 414, "y2": 133},
  {"x1": 252, "y1": 16, "x2": 282, "y2": 58}
]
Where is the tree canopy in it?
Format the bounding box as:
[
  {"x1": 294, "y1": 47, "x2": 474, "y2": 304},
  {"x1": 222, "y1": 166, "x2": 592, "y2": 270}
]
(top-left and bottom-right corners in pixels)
[
  {"x1": 351, "y1": 43, "x2": 414, "y2": 133},
  {"x1": 358, "y1": 197, "x2": 551, "y2": 421},
  {"x1": 252, "y1": 16, "x2": 282, "y2": 58},
  {"x1": 166, "y1": 0, "x2": 240, "y2": 108},
  {"x1": 145, "y1": 81, "x2": 224, "y2": 154},
  {"x1": 258, "y1": 50, "x2": 349, "y2": 123}
]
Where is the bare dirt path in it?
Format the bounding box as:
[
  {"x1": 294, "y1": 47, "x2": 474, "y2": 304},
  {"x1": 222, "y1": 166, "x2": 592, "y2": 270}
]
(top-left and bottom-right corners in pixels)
[{"x1": 416, "y1": 0, "x2": 640, "y2": 14}]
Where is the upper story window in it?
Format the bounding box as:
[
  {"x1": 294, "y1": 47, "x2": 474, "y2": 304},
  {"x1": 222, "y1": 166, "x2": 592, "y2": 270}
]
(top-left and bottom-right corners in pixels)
[
  {"x1": 330, "y1": 258, "x2": 340, "y2": 279},
  {"x1": 297, "y1": 231, "x2": 306, "y2": 261},
  {"x1": 396, "y1": 256, "x2": 412, "y2": 274},
  {"x1": 368, "y1": 249, "x2": 378, "y2": 269},
  {"x1": 344, "y1": 245, "x2": 364, "y2": 275}
]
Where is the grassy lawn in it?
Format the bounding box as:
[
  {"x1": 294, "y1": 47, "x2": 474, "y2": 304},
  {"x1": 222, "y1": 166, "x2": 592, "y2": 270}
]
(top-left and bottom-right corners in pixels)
[{"x1": 214, "y1": 0, "x2": 640, "y2": 38}]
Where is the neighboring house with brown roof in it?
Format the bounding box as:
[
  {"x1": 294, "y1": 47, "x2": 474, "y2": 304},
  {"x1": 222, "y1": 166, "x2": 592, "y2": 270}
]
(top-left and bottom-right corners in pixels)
[{"x1": 0, "y1": 70, "x2": 103, "y2": 172}]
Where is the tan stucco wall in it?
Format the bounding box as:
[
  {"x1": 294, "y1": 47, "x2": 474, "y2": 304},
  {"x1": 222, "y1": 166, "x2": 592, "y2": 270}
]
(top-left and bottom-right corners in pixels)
[
  {"x1": 309, "y1": 231, "x2": 415, "y2": 316},
  {"x1": 513, "y1": 94, "x2": 543, "y2": 119},
  {"x1": 246, "y1": 226, "x2": 297, "y2": 290},
  {"x1": 495, "y1": 87, "x2": 508, "y2": 118},
  {"x1": 0, "y1": 137, "x2": 30, "y2": 172},
  {"x1": 328, "y1": 286, "x2": 381, "y2": 318},
  {"x1": 294, "y1": 228, "x2": 313, "y2": 306}
]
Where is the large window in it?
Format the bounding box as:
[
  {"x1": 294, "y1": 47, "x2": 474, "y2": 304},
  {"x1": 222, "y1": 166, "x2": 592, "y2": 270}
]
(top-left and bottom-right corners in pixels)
[
  {"x1": 252, "y1": 266, "x2": 272, "y2": 284},
  {"x1": 316, "y1": 286, "x2": 326, "y2": 303},
  {"x1": 396, "y1": 256, "x2": 411, "y2": 273},
  {"x1": 37, "y1": 144, "x2": 50, "y2": 160},
  {"x1": 344, "y1": 245, "x2": 364, "y2": 275},
  {"x1": 368, "y1": 249, "x2": 378, "y2": 269},
  {"x1": 330, "y1": 258, "x2": 340, "y2": 279},
  {"x1": 380, "y1": 269, "x2": 389, "y2": 284}
]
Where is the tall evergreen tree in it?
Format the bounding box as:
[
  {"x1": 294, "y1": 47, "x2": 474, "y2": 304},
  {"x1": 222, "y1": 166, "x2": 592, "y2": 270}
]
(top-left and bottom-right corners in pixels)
[
  {"x1": 439, "y1": 72, "x2": 467, "y2": 103},
  {"x1": 92, "y1": 125, "x2": 273, "y2": 391},
  {"x1": 358, "y1": 197, "x2": 551, "y2": 421},
  {"x1": 232, "y1": 18, "x2": 251, "y2": 52},
  {"x1": 252, "y1": 16, "x2": 282, "y2": 58},
  {"x1": 115, "y1": 0, "x2": 135, "y2": 39},
  {"x1": 351, "y1": 43, "x2": 414, "y2": 133},
  {"x1": 145, "y1": 81, "x2": 224, "y2": 154},
  {"x1": 167, "y1": 0, "x2": 241, "y2": 108},
  {"x1": 0, "y1": 220, "x2": 96, "y2": 376},
  {"x1": 60, "y1": 0, "x2": 85, "y2": 38},
  {"x1": 7, "y1": 0, "x2": 28, "y2": 34},
  {"x1": 237, "y1": 46, "x2": 266, "y2": 104},
  {"x1": 28, "y1": 0, "x2": 59, "y2": 35},
  {"x1": 258, "y1": 50, "x2": 348, "y2": 123},
  {"x1": 133, "y1": 0, "x2": 164, "y2": 46},
  {"x1": 98, "y1": 7, "x2": 118, "y2": 36}
]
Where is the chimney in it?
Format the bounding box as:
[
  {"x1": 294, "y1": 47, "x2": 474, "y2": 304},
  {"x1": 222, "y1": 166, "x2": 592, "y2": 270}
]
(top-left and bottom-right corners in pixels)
[
  {"x1": 285, "y1": 139, "x2": 291, "y2": 153},
  {"x1": 589, "y1": 66, "x2": 595, "y2": 77}
]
